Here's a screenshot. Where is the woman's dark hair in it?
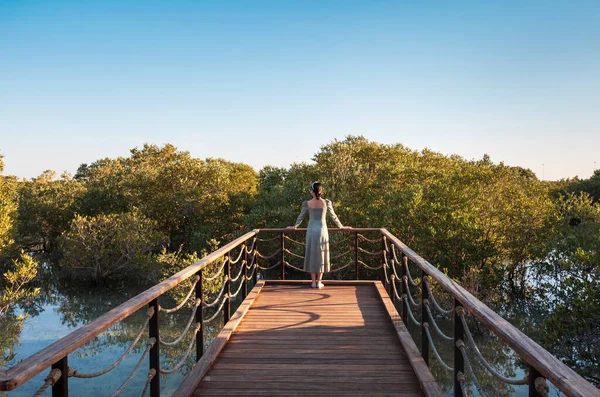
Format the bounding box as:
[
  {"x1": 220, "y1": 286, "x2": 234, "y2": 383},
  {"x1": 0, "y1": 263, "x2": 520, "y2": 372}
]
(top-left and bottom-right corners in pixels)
[{"x1": 311, "y1": 182, "x2": 323, "y2": 198}]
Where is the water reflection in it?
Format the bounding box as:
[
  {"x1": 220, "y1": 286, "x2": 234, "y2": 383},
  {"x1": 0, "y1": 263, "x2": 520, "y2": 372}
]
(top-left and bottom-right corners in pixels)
[{"x1": 3, "y1": 277, "x2": 227, "y2": 397}]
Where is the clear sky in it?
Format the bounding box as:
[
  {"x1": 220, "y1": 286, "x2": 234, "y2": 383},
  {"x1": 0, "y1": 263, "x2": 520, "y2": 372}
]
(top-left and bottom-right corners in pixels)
[{"x1": 1, "y1": 0, "x2": 599, "y2": 181}]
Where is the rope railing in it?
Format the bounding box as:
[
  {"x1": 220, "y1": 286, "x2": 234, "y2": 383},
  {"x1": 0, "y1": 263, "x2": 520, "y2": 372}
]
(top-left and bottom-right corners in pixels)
[
  {"x1": 424, "y1": 302, "x2": 453, "y2": 341},
  {"x1": 160, "y1": 324, "x2": 200, "y2": 375},
  {"x1": 283, "y1": 248, "x2": 305, "y2": 259},
  {"x1": 382, "y1": 261, "x2": 390, "y2": 285},
  {"x1": 283, "y1": 260, "x2": 305, "y2": 272},
  {"x1": 457, "y1": 372, "x2": 469, "y2": 397},
  {"x1": 357, "y1": 246, "x2": 381, "y2": 256},
  {"x1": 457, "y1": 308, "x2": 529, "y2": 385},
  {"x1": 284, "y1": 235, "x2": 306, "y2": 246},
  {"x1": 331, "y1": 249, "x2": 352, "y2": 260},
  {"x1": 423, "y1": 276, "x2": 454, "y2": 316},
  {"x1": 32, "y1": 369, "x2": 62, "y2": 397},
  {"x1": 457, "y1": 340, "x2": 488, "y2": 397},
  {"x1": 357, "y1": 234, "x2": 380, "y2": 243},
  {"x1": 256, "y1": 235, "x2": 279, "y2": 242},
  {"x1": 140, "y1": 369, "x2": 156, "y2": 397},
  {"x1": 111, "y1": 338, "x2": 156, "y2": 397},
  {"x1": 202, "y1": 295, "x2": 229, "y2": 324},
  {"x1": 228, "y1": 247, "x2": 245, "y2": 265},
  {"x1": 229, "y1": 275, "x2": 248, "y2": 298},
  {"x1": 160, "y1": 300, "x2": 201, "y2": 347},
  {"x1": 202, "y1": 277, "x2": 229, "y2": 308},
  {"x1": 245, "y1": 239, "x2": 257, "y2": 254},
  {"x1": 403, "y1": 276, "x2": 422, "y2": 308},
  {"x1": 402, "y1": 294, "x2": 422, "y2": 326},
  {"x1": 358, "y1": 259, "x2": 382, "y2": 270},
  {"x1": 423, "y1": 324, "x2": 453, "y2": 372},
  {"x1": 159, "y1": 276, "x2": 200, "y2": 314},
  {"x1": 246, "y1": 263, "x2": 257, "y2": 280},
  {"x1": 257, "y1": 260, "x2": 281, "y2": 271},
  {"x1": 229, "y1": 261, "x2": 246, "y2": 283},
  {"x1": 204, "y1": 260, "x2": 228, "y2": 281},
  {"x1": 256, "y1": 249, "x2": 281, "y2": 260},
  {"x1": 69, "y1": 307, "x2": 155, "y2": 379}
]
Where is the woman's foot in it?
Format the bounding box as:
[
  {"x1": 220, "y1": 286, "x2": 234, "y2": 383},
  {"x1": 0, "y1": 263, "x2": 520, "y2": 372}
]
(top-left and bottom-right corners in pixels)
[
  {"x1": 311, "y1": 283, "x2": 317, "y2": 288},
  {"x1": 317, "y1": 282, "x2": 324, "y2": 289}
]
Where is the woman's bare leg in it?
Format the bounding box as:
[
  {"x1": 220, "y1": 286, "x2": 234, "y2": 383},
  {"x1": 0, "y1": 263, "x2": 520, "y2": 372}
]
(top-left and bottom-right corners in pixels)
[
  {"x1": 311, "y1": 272, "x2": 317, "y2": 287},
  {"x1": 317, "y1": 272, "x2": 324, "y2": 288}
]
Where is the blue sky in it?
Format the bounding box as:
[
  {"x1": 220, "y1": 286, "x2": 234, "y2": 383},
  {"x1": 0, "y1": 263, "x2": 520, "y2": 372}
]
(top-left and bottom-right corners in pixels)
[{"x1": 1, "y1": 0, "x2": 599, "y2": 180}]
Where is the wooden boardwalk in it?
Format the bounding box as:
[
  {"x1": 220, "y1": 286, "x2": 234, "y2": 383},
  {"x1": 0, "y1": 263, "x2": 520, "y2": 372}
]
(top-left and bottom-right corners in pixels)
[{"x1": 176, "y1": 281, "x2": 439, "y2": 396}]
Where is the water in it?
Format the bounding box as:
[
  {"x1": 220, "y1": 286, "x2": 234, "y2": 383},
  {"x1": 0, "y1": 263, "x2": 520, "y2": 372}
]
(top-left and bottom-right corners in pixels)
[{"x1": 2, "y1": 281, "x2": 207, "y2": 397}]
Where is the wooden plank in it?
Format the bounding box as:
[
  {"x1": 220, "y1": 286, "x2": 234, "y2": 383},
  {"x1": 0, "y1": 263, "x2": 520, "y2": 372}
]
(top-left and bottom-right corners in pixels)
[
  {"x1": 193, "y1": 283, "x2": 426, "y2": 396},
  {"x1": 373, "y1": 280, "x2": 443, "y2": 397},
  {"x1": 173, "y1": 280, "x2": 265, "y2": 397},
  {"x1": 0, "y1": 230, "x2": 259, "y2": 392},
  {"x1": 381, "y1": 229, "x2": 600, "y2": 397}
]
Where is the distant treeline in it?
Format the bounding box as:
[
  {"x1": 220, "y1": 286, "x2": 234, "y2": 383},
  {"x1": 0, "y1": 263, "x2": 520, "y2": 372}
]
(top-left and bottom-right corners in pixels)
[{"x1": 1, "y1": 136, "x2": 599, "y2": 383}]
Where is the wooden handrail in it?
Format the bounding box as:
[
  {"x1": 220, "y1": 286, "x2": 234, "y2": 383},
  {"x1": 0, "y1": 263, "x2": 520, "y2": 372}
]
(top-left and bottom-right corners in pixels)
[
  {"x1": 379, "y1": 228, "x2": 600, "y2": 397},
  {"x1": 0, "y1": 230, "x2": 259, "y2": 391},
  {"x1": 258, "y1": 227, "x2": 381, "y2": 232}
]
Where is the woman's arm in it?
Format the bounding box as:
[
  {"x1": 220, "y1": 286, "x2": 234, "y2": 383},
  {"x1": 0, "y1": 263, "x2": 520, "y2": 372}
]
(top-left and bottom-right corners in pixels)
[
  {"x1": 326, "y1": 199, "x2": 344, "y2": 228},
  {"x1": 293, "y1": 201, "x2": 308, "y2": 228}
]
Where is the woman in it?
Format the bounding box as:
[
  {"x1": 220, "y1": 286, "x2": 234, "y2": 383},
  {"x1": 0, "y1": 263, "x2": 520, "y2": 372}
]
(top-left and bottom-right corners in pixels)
[{"x1": 288, "y1": 182, "x2": 350, "y2": 288}]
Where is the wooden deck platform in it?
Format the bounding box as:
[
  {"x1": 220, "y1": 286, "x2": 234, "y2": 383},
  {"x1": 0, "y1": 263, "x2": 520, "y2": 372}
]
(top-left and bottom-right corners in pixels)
[{"x1": 175, "y1": 281, "x2": 441, "y2": 397}]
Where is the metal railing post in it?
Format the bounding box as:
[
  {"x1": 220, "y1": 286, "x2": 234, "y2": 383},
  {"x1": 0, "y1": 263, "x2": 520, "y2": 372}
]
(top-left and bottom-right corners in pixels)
[
  {"x1": 281, "y1": 232, "x2": 285, "y2": 280},
  {"x1": 421, "y1": 270, "x2": 429, "y2": 366},
  {"x1": 354, "y1": 231, "x2": 359, "y2": 280},
  {"x1": 400, "y1": 253, "x2": 408, "y2": 325},
  {"x1": 224, "y1": 253, "x2": 231, "y2": 323},
  {"x1": 51, "y1": 356, "x2": 68, "y2": 397},
  {"x1": 149, "y1": 298, "x2": 160, "y2": 397},
  {"x1": 253, "y1": 239, "x2": 258, "y2": 284},
  {"x1": 196, "y1": 271, "x2": 203, "y2": 361},
  {"x1": 243, "y1": 241, "x2": 248, "y2": 299},
  {"x1": 454, "y1": 300, "x2": 464, "y2": 397},
  {"x1": 381, "y1": 235, "x2": 387, "y2": 292}
]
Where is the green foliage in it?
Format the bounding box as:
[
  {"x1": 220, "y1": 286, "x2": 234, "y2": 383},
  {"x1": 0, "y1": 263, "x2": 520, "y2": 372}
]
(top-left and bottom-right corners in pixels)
[
  {"x1": 566, "y1": 169, "x2": 600, "y2": 203},
  {"x1": 155, "y1": 240, "x2": 224, "y2": 302},
  {"x1": 58, "y1": 211, "x2": 168, "y2": 284},
  {"x1": 16, "y1": 171, "x2": 86, "y2": 253},
  {"x1": 537, "y1": 193, "x2": 600, "y2": 386}
]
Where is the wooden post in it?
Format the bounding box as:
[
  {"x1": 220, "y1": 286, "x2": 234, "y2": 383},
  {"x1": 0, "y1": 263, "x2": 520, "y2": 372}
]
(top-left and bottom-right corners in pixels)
[
  {"x1": 421, "y1": 270, "x2": 429, "y2": 366},
  {"x1": 224, "y1": 253, "x2": 231, "y2": 323},
  {"x1": 243, "y1": 242, "x2": 248, "y2": 300},
  {"x1": 196, "y1": 271, "x2": 203, "y2": 361},
  {"x1": 529, "y1": 365, "x2": 545, "y2": 397},
  {"x1": 51, "y1": 356, "x2": 68, "y2": 397},
  {"x1": 454, "y1": 300, "x2": 464, "y2": 397},
  {"x1": 354, "y1": 231, "x2": 359, "y2": 280},
  {"x1": 400, "y1": 253, "x2": 408, "y2": 325},
  {"x1": 149, "y1": 298, "x2": 160, "y2": 397},
  {"x1": 280, "y1": 232, "x2": 285, "y2": 280}
]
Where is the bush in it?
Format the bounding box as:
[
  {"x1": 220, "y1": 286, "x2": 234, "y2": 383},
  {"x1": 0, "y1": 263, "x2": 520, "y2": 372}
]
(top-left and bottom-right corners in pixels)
[{"x1": 59, "y1": 211, "x2": 167, "y2": 284}]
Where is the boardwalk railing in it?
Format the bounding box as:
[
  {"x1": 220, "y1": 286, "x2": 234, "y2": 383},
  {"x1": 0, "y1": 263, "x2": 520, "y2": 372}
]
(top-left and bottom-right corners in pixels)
[
  {"x1": 1, "y1": 228, "x2": 598, "y2": 397},
  {"x1": 257, "y1": 228, "x2": 600, "y2": 397}
]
